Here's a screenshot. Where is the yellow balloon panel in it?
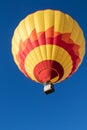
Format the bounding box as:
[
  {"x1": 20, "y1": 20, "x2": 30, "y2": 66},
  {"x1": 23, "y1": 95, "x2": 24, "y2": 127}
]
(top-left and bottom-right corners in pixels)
[{"x1": 24, "y1": 14, "x2": 35, "y2": 36}]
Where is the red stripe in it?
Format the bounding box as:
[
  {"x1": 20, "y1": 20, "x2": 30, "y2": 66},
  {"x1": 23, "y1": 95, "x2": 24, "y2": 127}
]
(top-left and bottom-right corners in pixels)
[
  {"x1": 33, "y1": 60, "x2": 64, "y2": 83},
  {"x1": 16, "y1": 28, "x2": 81, "y2": 79}
]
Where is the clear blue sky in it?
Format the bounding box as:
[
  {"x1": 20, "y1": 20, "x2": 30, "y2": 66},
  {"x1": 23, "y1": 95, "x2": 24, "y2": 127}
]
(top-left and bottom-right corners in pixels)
[{"x1": 0, "y1": 0, "x2": 87, "y2": 130}]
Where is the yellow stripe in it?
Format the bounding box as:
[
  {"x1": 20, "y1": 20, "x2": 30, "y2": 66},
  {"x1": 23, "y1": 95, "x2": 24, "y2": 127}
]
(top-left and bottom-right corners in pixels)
[
  {"x1": 34, "y1": 10, "x2": 45, "y2": 32},
  {"x1": 24, "y1": 14, "x2": 35, "y2": 36},
  {"x1": 44, "y1": 10, "x2": 54, "y2": 30},
  {"x1": 51, "y1": 75, "x2": 59, "y2": 83},
  {"x1": 79, "y1": 39, "x2": 85, "y2": 62},
  {"x1": 17, "y1": 20, "x2": 28, "y2": 42},
  {"x1": 62, "y1": 14, "x2": 74, "y2": 33},
  {"x1": 54, "y1": 10, "x2": 64, "y2": 32},
  {"x1": 12, "y1": 28, "x2": 21, "y2": 55},
  {"x1": 12, "y1": 9, "x2": 85, "y2": 55},
  {"x1": 24, "y1": 45, "x2": 73, "y2": 83},
  {"x1": 12, "y1": 36, "x2": 19, "y2": 55},
  {"x1": 54, "y1": 11, "x2": 74, "y2": 33},
  {"x1": 70, "y1": 21, "x2": 85, "y2": 44}
]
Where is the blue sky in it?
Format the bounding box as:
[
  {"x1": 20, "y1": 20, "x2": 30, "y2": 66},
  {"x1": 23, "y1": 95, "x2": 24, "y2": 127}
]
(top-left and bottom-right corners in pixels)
[{"x1": 0, "y1": 0, "x2": 87, "y2": 130}]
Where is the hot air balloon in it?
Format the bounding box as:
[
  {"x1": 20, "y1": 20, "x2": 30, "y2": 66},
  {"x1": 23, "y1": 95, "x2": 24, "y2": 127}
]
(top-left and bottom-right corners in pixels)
[{"x1": 12, "y1": 9, "x2": 85, "y2": 94}]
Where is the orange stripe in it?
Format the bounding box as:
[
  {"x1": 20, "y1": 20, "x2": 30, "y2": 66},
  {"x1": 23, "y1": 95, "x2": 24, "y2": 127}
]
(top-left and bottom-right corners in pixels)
[
  {"x1": 16, "y1": 27, "x2": 81, "y2": 79},
  {"x1": 45, "y1": 26, "x2": 54, "y2": 37},
  {"x1": 30, "y1": 29, "x2": 37, "y2": 42}
]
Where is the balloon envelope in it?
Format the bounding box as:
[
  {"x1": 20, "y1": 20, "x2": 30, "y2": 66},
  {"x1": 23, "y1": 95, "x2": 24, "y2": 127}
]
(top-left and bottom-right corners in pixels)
[{"x1": 12, "y1": 9, "x2": 85, "y2": 85}]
